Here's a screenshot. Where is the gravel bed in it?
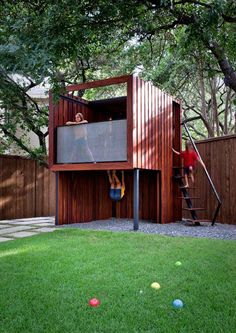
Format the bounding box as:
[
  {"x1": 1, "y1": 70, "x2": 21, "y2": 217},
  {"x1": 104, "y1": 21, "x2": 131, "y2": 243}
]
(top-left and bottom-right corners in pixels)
[{"x1": 59, "y1": 218, "x2": 236, "y2": 240}]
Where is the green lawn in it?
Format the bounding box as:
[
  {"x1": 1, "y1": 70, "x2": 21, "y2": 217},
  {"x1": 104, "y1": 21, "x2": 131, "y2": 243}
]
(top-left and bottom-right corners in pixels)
[{"x1": 0, "y1": 229, "x2": 235, "y2": 333}]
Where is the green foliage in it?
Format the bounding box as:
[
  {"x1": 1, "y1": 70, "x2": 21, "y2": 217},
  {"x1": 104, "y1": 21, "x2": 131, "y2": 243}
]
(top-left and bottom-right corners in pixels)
[
  {"x1": 83, "y1": 84, "x2": 127, "y2": 101},
  {"x1": 0, "y1": 0, "x2": 235, "y2": 157}
]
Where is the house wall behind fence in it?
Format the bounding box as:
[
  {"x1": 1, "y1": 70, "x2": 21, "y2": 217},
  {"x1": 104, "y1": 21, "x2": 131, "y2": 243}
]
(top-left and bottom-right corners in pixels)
[
  {"x1": 0, "y1": 155, "x2": 55, "y2": 220},
  {"x1": 183, "y1": 135, "x2": 236, "y2": 225}
]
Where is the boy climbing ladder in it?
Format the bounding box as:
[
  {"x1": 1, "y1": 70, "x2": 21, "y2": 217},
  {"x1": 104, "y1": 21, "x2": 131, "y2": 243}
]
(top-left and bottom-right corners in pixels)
[{"x1": 172, "y1": 142, "x2": 205, "y2": 188}]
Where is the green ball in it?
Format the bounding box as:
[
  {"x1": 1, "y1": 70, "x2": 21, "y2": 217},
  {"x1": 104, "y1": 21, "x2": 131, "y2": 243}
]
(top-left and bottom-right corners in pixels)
[{"x1": 175, "y1": 261, "x2": 182, "y2": 266}]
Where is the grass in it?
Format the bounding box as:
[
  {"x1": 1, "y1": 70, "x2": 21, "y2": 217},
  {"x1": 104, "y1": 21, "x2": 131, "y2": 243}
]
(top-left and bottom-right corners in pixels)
[{"x1": 0, "y1": 229, "x2": 235, "y2": 333}]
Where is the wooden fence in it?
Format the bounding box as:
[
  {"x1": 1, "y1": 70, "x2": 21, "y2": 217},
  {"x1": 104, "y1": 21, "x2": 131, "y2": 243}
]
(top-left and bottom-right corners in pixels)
[
  {"x1": 0, "y1": 155, "x2": 55, "y2": 220},
  {"x1": 1, "y1": 134, "x2": 235, "y2": 224},
  {"x1": 184, "y1": 134, "x2": 236, "y2": 225}
]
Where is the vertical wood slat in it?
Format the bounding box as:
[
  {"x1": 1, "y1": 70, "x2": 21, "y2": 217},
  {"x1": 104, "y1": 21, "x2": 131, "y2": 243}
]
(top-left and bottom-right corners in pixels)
[
  {"x1": 58, "y1": 171, "x2": 69, "y2": 225},
  {"x1": 49, "y1": 92, "x2": 54, "y2": 167},
  {"x1": 137, "y1": 78, "x2": 142, "y2": 169},
  {"x1": 63, "y1": 97, "x2": 68, "y2": 125},
  {"x1": 160, "y1": 90, "x2": 166, "y2": 223},
  {"x1": 164, "y1": 93, "x2": 168, "y2": 222},
  {"x1": 58, "y1": 98, "x2": 64, "y2": 126},
  {"x1": 148, "y1": 83, "x2": 151, "y2": 170},
  {"x1": 164, "y1": 92, "x2": 169, "y2": 222},
  {"x1": 16, "y1": 158, "x2": 36, "y2": 219},
  {"x1": 132, "y1": 76, "x2": 137, "y2": 168},
  {"x1": 164, "y1": 92, "x2": 168, "y2": 221},
  {"x1": 35, "y1": 164, "x2": 55, "y2": 217},
  {"x1": 153, "y1": 85, "x2": 156, "y2": 170},
  {"x1": 182, "y1": 135, "x2": 236, "y2": 224},
  {"x1": 148, "y1": 82, "x2": 151, "y2": 169},
  {"x1": 157, "y1": 88, "x2": 160, "y2": 170},
  {"x1": 168, "y1": 95, "x2": 173, "y2": 222},
  {"x1": 150, "y1": 83, "x2": 153, "y2": 169},
  {"x1": 145, "y1": 82, "x2": 149, "y2": 168},
  {"x1": 0, "y1": 155, "x2": 55, "y2": 220},
  {"x1": 127, "y1": 77, "x2": 133, "y2": 165},
  {"x1": 35, "y1": 165, "x2": 44, "y2": 217},
  {"x1": 155, "y1": 87, "x2": 158, "y2": 170},
  {"x1": 141, "y1": 79, "x2": 145, "y2": 169},
  {"x1": 229, "y1": 138, "x2": 236, "y2": 223}
]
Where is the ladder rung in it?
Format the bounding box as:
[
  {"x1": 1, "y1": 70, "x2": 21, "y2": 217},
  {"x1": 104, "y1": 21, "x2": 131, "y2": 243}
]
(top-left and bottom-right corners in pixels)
[
  {"x1": 186, "y1": 219, "x2": 212, "y2": 223},
  {"x1": 183, "y1": 207, "x2": 205, "y2": 211},
  {"x1": 174, "y1": 175, "x2": 191, "y2": 179},
  {"x1": 178, "y1": 197, "x2": 200, "y2": 199},
  {"x1": 179, "y1": 186, "x2": 197, "y2": 189}
]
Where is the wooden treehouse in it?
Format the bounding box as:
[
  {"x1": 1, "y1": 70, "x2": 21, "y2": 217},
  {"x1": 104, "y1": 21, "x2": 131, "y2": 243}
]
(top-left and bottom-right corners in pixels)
[{"x1": 49, "y1": 74, "x2": 182, "y2": 228}]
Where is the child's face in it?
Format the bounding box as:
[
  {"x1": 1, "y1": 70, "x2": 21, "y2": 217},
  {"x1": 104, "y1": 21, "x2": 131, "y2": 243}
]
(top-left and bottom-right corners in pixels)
[{"x1": 75, "y1": 114, "x2": 82, "y2": 122}]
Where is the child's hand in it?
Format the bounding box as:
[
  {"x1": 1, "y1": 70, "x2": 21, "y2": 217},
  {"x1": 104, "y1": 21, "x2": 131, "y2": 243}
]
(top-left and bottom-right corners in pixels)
[{"x1": 172, "y1": 148, "x2": 180, "y2": 155}]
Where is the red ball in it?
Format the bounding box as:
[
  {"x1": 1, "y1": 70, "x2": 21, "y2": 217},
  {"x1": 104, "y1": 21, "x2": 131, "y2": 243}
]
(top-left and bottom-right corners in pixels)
[{"x1": 89, "y1": 298, "x2": 100, "y2": 307}]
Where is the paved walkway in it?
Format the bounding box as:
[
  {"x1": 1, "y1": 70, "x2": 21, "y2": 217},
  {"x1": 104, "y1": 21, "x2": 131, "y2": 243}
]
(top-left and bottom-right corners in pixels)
[{"x1": 0, "y1": 217, "x2": 55, "y2": 242}]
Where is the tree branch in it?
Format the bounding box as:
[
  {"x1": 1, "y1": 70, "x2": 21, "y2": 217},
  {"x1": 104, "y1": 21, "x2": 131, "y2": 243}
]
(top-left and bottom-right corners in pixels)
[{"x1": 0, "y1": 124, "x2": 34, "y2": 156}]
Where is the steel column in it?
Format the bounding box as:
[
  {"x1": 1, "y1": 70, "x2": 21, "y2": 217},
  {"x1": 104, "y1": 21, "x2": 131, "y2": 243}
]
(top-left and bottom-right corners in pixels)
[
  {"x1": 133, "y1": 169, "x2": 139, "y2": 231},
  {"x1": 55, "y1": 172, "x2": 59, "y2": 226}
]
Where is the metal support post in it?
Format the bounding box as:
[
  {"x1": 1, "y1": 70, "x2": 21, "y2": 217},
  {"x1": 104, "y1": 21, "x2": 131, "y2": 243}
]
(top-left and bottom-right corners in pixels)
[
  {"x1": 55, "y1": 172, "x2": 59, "y2": 226},
  {"x1": 133, "y1": 169, "x2": 139, "y2": 231}
]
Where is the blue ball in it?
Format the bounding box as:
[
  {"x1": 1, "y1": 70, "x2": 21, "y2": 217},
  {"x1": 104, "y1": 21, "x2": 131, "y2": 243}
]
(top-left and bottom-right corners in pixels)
[{"x1": 172, "y1": 299, "x2": 184, "y2": 309}]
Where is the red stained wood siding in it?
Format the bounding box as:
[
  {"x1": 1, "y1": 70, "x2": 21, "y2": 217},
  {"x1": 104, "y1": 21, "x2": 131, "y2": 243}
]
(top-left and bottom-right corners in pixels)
[
  {"x1": 132, "y1": 77, "x2": 181, "y2": 222},
  {"x1": 50, "y1": 75, "x2": 182, "y2": 224},
  {"x1": 66, "y1": 75, "x2": 131, "y2": 92},
  {"x1": 57, "y1": 170, "x2": 159, "y2": 224}
]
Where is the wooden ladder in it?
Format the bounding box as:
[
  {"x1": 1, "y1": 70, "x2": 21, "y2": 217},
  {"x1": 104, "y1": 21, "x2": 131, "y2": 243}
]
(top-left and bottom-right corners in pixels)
[
  {"x1": 173, "y1": 167, "x2": 211, "y2": 226},
  {"x1": 172, "y1": 122, "x2": 221, "y2": 226}
]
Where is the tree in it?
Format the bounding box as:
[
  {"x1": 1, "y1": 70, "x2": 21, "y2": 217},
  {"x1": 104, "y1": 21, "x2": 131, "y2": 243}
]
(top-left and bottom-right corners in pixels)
[
  {"x1": 0, "y1": 1, "x2": 128, "y2": 162},
  {"x1": 91, "y1": 0, "x2": 236, "y2": 92},
  {"x1": 0, "y1": 70, "x2": 49, "y2": 164},
  {"x1": 143, "y1": 43, "x2": 236, "y2": 138},
  {"x1": 0, "y1": 0, "x2": 235, "y2": 160}
]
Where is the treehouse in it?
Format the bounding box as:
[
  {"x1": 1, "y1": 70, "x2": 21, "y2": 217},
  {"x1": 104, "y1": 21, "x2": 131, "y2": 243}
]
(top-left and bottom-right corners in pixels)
[{"x1": 49, "y1": 75, "x2": 182, "y2": 228}]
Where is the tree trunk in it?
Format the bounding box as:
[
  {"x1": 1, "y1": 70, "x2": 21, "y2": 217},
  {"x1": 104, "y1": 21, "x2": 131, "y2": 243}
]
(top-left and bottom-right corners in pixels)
[
  {"x1": 198, "y1": 68, "x2": 214, "y2": 137},
  {"x1": 210, "y1": 78, "x2": 220, "y2": 136},
  {"x1": 208, "y1": 42, "x2": 236, "y2": 93},
  {"x1": 38, "y1": 134, "x2": 47, "y2": 156},
  {"x1": 224, "y1": 88, "x2": 231, "y2": 134}
]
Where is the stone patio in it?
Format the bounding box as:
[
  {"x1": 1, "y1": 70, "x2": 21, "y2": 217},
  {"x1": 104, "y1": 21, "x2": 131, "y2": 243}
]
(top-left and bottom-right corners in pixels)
[{"x1": 0, "y1": 217, "x2": 55, "y2": 242}]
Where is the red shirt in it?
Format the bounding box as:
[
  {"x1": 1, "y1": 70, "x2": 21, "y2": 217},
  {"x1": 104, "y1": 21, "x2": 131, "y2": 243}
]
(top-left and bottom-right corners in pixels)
[{"x1": 180, "y1": 149, "x2": 199, "y2": 167}]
